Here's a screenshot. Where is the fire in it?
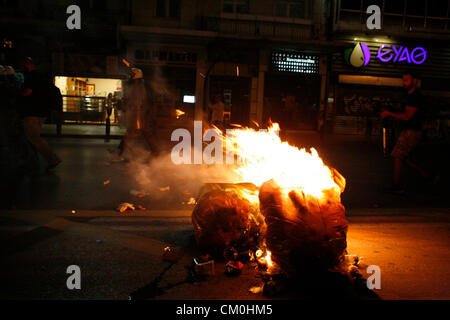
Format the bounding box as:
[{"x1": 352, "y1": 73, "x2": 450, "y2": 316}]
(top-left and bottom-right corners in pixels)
[
  {"x1": 223, "y1": 123, "x2": 344, "y2": 202},
  {"x1": 256, "y1": 249, "x2": 274, "y2": 269},
  {"x1": 175, "y1": 109, "x2": 185, "y2": 119}
]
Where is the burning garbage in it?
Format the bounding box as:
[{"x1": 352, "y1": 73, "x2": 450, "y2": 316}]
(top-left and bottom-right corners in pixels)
[
  {"x1": 190, "y1": 122, "x2": 350, "y2": 293},
  {"x1": 191, "y1": 183, "x2": 264, "y2": 253}
]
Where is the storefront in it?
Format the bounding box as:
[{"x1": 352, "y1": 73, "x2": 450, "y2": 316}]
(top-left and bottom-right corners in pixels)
[
  {"x1": 330, "y1": 37, "x2": 450, "y2": 139},
  {"x1": 52, "y1": 53, "x2": 127, "y2": 125},
  {"x1": 54, "y1": 76, "x2": 123, "y2": 124}
]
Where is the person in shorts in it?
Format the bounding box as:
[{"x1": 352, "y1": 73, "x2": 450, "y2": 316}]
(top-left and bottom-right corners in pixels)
[{"x1": 380, "y1": 72, "x2": 437, "y2": 194}]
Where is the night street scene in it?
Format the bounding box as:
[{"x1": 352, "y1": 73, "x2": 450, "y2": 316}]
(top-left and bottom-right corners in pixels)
[{"x1": 0, "y1": 0, "x2": 449, "y2": 313}]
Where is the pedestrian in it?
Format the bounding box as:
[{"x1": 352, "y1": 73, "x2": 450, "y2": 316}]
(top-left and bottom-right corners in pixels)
[
  {"x1": 208, "y1": 95, "x2": 225, "y2": 129},
  {"x1": 19, "y1": 57, "x2": 61, "y2": 170},
  {"x1": 113, "y1": 91, "x2": 120, "y2": 124},
  {"x1": 380, "y1": 72, "x2": 438, "y2": 194},
  {"x1": 116, "y1": 68, "x2": 158, "y2": 156}
]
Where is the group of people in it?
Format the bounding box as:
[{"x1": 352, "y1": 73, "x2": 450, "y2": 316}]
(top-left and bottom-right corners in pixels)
[{"x1": 1, "y1": 57, "x2": 62, "y2": 175}]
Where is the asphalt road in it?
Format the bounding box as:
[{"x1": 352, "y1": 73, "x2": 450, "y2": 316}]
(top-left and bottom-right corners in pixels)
[
  {"x1": 0, "y1": 136, "x2": 448, "y2": 300},
  {"x1": 0, "y1": 208, "x2": 448, "y2": 300}
]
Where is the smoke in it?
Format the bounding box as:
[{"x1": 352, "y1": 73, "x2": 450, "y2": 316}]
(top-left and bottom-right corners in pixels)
[{"x1": 124, "y1": 143, "x2": 240, "y2": 207}]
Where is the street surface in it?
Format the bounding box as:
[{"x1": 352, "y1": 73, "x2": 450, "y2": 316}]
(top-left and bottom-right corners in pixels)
[{"x1": 0, "y1": 134, "x2": 449, "y2": 299}]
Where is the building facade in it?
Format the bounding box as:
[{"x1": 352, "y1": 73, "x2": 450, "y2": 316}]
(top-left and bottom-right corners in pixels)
[
  {"x1": 2, "y1": 0, "x2": 449, "y2": 137},
  {"x1": 329, "y1": 0, "x2": 450, "y2": 138}
]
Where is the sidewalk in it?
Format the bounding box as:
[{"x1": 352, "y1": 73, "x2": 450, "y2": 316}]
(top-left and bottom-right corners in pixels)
[{"x1": 41, "y1": 123, "x2": 125, "y2": 138}]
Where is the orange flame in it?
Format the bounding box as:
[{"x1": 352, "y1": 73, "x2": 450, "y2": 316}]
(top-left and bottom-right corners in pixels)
[
  {"x1": 175, "y1": 109, "x2": 185, "y2": 119},
  {"x1": 223, "y1": 122, "x2": 344, "y2": 203}
]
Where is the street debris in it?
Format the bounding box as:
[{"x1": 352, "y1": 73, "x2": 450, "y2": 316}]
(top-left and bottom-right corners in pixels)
[
  {"x1": 159, "y1": 186, "x2": 170, "y2": 192},
  {"x1": 225, "y1": 260, "x2": 243, "y2": 276},
  {"x1": 194, "y1": 259, "x2": 215, "y2": 277},
  {"x1": 117, "y1": 202, "x2": 135, "y2": 213},
  {"x1": 345, "y1": 254, "x2": 361, "y2": 266},
  {"x1": 136, "y1": 204, "x2": 146, "y2": 210},
  {"x1": 248, "y1": 285, "x2": 263, "y2": 294},
  {"x1": 182, "y1": 190, "x2": 191, "y2": 197},
  {"x1": 223, "y1": 246, "x2": 238, "y2": 261},
  {"x1": 162, "y1": 246, "x2": 179, "y2": 263},
  {"x1": 130, "y1": 189, "x2": 148, "y2": 198}
]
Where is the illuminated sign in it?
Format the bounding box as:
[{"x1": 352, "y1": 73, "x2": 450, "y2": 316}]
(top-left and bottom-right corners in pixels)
[
  {"x1": 272, "y1": 52, "x2": 319, "y2": 73},
  {"x1": 345, "y1": 42, "x2": 428, "y2": 67},
  {"x1": 344, "y1": 43, "x2": 371, "y2": 67},
  {"x1": 376, "y1": 45, "x2": 427, "y2": 64},
  {"x1": 183, "y1": 95, "x2": 196, "y2": 103}
]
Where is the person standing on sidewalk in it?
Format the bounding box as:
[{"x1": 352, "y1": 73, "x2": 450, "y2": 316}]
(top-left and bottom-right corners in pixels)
[
  {"x1": 208, "y1": 95, "x2": 225, "y2": 129},
  {"x1": 380, "y1": 72, "x2": 437, "y2": 194},
  {"x1": 20, "y1": 57, "x2": 61, "y2": 170}
]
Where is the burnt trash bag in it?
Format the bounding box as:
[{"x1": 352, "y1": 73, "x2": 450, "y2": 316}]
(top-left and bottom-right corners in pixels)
[
  {"x1": 192, "y1": 183, "x2": 264, "y2": 254},
  {"x1": 259, "y1": 177, "x2": 348, "y2": 277}
]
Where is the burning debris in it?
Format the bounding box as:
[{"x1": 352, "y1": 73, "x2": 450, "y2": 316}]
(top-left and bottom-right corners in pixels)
[
  {"x1": 117, "y1": 202, "x2": 135, "y2": 213},
  {"x1": 191, "y1": 183, "x2": 263, "y2": 252},
  {"x1": 159, "y1": 186, "x2": 170, "y2": 192},
  {"x1": 189, "y1": 123, "x2": 352, "y2": 296},
  {"x1": 175, "y1": 109, "x2": 186, "y2": 119},
  {"x1": 103, "y1": 180, "x2": 110, "y2": 185}
]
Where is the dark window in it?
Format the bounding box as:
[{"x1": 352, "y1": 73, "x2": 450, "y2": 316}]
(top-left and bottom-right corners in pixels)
[
  {"x1": 276, "y1": 0, "x2": 306, "y2": 19},
  {"x1": 290, "y1": 1, "x2": 305, "y2": 18},
  {"x1": 92, "y1": 0, "x2": 107, "y2": 10},
  {"x1": 275, "y1": 3, "x2": 288, "y2": 17},
  {"x1": 384, "y1": 0, "x2": 405, "y2": 14},
  {"x1": 223, "y1": 0, "x2": 234, "y2": 13},
  {"x1": 223, "y1": 0, "x2": 249, "y2": 13},
  {"x1": 236, "y1": 0, "x2": 249, "y2": 13},
  {"x1": 169, "y1": 0, "x2": 180, "y2": 18},
  {"x1": 427, "y1": 0, "x2": 448, "y2": 17},
  {"x1": 156, "y1": 0, "x2": 166, "y2": 17},
  {"x1": 156, "y1": 0, "x2": 180, "y2": 18},
  {"x1": 0, "y1": 0, "x2": 18, "y2": 7},
  {"x1": 340, "y1": 0, "x2": 362, "y2": 10},
  {"x1": 406, "y1": 0, "x2": 426, "y2": 16}
]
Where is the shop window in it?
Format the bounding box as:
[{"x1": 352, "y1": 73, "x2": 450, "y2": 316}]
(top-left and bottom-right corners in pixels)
[
  {"x1": 275, "y1": 0, "x2": 307, "y2": 19},
  {"x1": 156, "y1": 0, "x2": 180, "y2": 18},
  {"x1": 223, "y1": 0, "x2": 249, "y2": 14}
]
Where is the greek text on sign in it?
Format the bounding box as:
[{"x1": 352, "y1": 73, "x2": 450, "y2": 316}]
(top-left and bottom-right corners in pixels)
[{"x1": 376, "y1": 45, "x2": 427, "y2": 64}]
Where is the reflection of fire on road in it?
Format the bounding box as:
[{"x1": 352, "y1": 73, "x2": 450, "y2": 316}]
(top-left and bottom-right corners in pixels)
[{"x1": 191, "y1": 122, "x2": 349, "y2": 293}]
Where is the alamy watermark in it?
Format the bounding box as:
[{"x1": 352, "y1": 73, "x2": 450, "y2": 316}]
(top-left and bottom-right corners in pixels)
[{"x1": 170, "y1": 121, "x2": 278, "y2": 165}]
